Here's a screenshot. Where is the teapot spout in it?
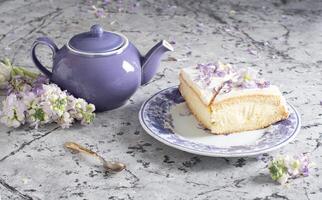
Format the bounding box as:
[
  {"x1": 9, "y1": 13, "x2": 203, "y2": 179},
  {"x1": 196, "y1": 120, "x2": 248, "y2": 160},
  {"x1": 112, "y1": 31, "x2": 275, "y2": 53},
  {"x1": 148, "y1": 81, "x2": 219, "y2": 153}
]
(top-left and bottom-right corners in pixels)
[{"x1": 141, "y1": 40, "x2": 174, "y2": 85}]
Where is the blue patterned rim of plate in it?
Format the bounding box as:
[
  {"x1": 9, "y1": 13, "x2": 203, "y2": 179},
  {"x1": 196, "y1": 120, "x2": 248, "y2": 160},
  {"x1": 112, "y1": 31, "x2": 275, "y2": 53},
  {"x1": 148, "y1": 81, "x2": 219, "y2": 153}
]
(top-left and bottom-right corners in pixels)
[{"x1": 139, "y1": 86, "x2": 301, "y2": 157}]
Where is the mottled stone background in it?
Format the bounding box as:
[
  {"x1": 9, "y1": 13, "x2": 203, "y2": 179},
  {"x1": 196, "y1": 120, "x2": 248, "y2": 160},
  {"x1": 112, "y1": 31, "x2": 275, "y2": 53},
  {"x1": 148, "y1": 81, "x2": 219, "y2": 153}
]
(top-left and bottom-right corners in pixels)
[{"x1": 0, "y1": 0, "x2": 321, "y2": 199}]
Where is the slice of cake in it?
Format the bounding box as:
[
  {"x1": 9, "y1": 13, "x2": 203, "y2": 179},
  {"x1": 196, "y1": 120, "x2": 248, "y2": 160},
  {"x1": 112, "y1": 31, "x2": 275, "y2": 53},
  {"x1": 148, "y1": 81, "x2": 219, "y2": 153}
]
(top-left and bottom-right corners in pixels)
[{"x1": 179, "y1": 62, "x2": 289, "y2": 134}]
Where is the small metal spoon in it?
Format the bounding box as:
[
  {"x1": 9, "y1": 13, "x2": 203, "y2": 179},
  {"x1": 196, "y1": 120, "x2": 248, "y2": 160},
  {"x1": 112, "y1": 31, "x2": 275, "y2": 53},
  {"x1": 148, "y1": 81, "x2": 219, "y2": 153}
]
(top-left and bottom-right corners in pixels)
[{"x1": 64, "y1": 142, "x2": 126, "y2": 172}]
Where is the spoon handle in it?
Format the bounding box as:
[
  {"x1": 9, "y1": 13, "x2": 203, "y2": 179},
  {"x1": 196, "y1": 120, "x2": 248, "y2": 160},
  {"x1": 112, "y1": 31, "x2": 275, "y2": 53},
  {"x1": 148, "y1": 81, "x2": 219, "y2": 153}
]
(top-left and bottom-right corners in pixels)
[
  {"x1": 64, "y1": 142, "x2": 101, "y2": 159},
  {"x1": 64, "y1": 141, "x2": 126, "y2": 172}
]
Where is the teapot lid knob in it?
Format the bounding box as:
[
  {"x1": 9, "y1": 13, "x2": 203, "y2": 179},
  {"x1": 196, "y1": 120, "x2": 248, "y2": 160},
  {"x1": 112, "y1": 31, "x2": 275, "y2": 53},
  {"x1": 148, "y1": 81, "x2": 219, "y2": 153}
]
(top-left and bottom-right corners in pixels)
[{"x1": 90, "y1": 24, "x2": 104, "y2": 37}]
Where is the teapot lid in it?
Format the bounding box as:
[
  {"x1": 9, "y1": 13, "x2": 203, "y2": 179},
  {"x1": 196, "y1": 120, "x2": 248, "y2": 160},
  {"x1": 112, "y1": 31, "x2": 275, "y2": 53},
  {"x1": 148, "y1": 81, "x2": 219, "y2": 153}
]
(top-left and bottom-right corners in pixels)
[{"x1": 67, "y1": 24, "x2": 128, "y2": 56}]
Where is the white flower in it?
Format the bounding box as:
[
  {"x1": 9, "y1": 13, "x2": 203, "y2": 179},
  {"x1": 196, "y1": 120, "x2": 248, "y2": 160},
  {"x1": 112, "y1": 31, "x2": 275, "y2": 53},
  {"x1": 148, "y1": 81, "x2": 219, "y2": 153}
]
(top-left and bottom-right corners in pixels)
[
  {"x1": 69, "y1": 98, "x2": 95, "y2": 124},
  {"x1": 57, "y1": 112, "x2": 74, "y2": 128},
  {"x1": 81, "y1": 103, "x2": 95, "y2": 124},
  {"x1": 285, "y1": 157, "x2": 301, "y2": 177},
  {"x1": 23, "y1": 91, "x2": 37, "y2": 107},
  {"x1": 23, "y1": 92, "x2": 51, "y2": 128},
  {"x1": 41, "y1": 84, "x2": 68, "y2": 117},
  {"x1": 0, "y1": 93, "x2": 26, "y2": 127},
  {"x1": 239, "y1": 68, "x2": 257, "y2": 81},
  {"x1": 269, "y1": 154, "x2": 313, "y2": 185},
  {"x1": 0, "y1": 75, "x2": 95, "y2": 129},
  {"x1": 217, "y1": 61, "x2": 233, "y2": 73},
  {"x1": 234, "y1": 68, "x2": 258, "y2": 88},
  {"x1": 277, "y1": 173, "x2": 289, "y2": 185}
]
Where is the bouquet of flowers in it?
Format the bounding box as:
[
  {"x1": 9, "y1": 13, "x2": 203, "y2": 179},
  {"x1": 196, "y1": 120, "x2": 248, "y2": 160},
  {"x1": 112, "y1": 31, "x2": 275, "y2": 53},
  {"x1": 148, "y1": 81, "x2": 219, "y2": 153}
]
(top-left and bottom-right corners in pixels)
[
  {"x1": 268, "y1": 154, "x2": 313, "y2": 185},
  {"x1": 0, "y1": 58, "x2": 95, "y2": 129}
]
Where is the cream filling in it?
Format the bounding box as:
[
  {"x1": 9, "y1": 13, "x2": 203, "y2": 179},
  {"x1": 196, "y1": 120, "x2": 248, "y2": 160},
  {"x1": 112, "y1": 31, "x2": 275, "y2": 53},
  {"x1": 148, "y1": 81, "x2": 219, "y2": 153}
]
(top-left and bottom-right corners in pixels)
[{"x1": 210, "y1": 101, "x2": 279, "y2": 127}]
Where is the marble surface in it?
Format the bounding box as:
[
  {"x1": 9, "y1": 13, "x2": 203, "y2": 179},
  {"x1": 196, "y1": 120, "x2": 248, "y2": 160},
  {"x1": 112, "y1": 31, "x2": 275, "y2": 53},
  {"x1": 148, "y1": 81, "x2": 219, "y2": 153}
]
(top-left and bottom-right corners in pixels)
[{"x1": 0, "y1": 0, "x2": 321, "y2": 199}]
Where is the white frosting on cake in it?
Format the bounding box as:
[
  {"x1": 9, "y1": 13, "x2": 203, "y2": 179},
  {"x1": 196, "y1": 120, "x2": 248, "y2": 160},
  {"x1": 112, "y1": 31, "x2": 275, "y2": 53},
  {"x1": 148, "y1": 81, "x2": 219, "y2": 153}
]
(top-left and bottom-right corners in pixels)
[
  {"x1": 180, "y1": 61, "x2": 280, "y2": 105},
  {"x1": 180, "y1": 62, "x2": 234, "y2": 105}
]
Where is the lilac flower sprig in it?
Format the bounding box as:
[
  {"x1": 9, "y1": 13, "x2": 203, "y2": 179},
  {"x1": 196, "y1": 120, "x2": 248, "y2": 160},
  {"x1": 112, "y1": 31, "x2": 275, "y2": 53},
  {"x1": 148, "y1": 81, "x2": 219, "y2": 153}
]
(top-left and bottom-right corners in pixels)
[
  {"x1": 88, "y1": 0, "x2": 140, "y2": 18},
  {"x1": 92, "y1": 5, "x2": 106, "y2": 18},
  {"x1": 195, "y1": 62, "x2": 230, "y2": 86},
  {"x1": 0, "y1": 58, "x2": 95, "y2": 129},
  {"x1": 194, "y1": 61, "x2": 270, "y2": 93},
  {"x1": 234, "y1": 67, "x2": 270, "y2": 89},
  {"x1": 268, "y1": 154, "x2": 314, "y2": 185}
]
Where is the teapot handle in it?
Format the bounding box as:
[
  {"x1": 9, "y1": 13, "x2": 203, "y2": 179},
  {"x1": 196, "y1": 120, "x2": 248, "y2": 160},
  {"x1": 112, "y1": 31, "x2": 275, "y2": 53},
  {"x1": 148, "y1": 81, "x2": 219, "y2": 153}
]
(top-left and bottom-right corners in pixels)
[{"x1": 31, "y1": 37, "x2": 58, "y2": 78}]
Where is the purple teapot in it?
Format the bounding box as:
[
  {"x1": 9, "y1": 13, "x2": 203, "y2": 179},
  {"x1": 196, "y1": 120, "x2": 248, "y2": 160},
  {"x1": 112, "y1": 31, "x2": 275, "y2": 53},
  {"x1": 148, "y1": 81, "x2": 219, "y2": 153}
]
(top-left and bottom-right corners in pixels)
[{"x1": 31, "y1": 24, "x2": 173, "y2": 111}]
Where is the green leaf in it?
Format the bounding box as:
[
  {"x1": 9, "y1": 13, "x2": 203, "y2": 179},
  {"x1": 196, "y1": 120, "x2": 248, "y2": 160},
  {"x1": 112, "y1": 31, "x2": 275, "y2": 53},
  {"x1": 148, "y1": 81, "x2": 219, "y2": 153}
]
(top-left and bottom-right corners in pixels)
[
  {"x1": 269, "y1": 159, "x2": 288, "y2": 181},
  {"x1": 34, "y1": 108, "x2": 45, "y2": 121}
]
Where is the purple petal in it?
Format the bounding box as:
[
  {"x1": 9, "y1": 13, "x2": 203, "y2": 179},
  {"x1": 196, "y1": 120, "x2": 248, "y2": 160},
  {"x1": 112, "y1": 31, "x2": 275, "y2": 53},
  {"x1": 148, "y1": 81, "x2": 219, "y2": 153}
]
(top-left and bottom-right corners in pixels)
[
  {"x1": 95, "y1": 9, "x2": 105, "y2": 18},
  {"x1": 34, "y1": 75, "x2": 49, "y2": 84},
  {"x1": 103, "y1": 0, "x2": 110, "y2": 5},
  {"x1": 31, "y1": 86, "x2": 44, "y2": 96},
  {"x1": 301, "y1": 165, "x2": 309, "y2": 176},
  {"x1": 256, "y1": 80, "x2": 270, "y2": 88},
  {"x1": 215, "y1": 71, "x2": 225, "y2": 77}
]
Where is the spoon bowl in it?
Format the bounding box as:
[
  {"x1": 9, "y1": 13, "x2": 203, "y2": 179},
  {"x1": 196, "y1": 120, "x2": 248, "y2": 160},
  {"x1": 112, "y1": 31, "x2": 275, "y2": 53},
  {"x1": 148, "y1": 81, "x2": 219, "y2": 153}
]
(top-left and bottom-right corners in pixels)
[{"x1": 103, "y1": 161, "x2": 126, "y2": 172}]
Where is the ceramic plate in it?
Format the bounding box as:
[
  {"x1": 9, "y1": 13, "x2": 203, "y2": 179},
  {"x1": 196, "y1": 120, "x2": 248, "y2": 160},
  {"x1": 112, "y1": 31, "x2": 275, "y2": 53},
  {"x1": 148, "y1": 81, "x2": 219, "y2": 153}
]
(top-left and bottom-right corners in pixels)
[{"x1": 139, "y1": 86, "x2": 301, "y2": 157}]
